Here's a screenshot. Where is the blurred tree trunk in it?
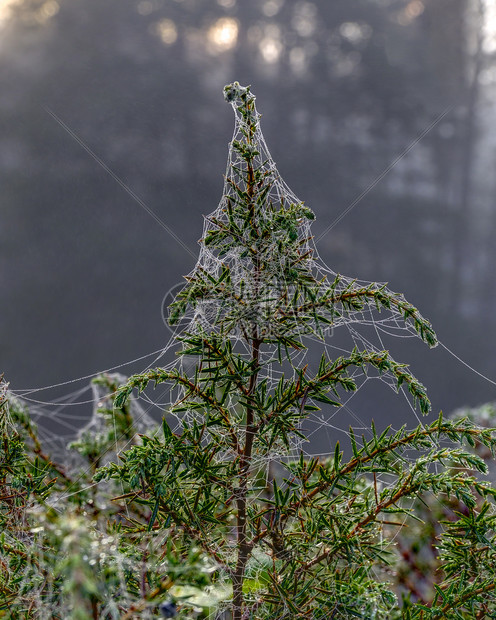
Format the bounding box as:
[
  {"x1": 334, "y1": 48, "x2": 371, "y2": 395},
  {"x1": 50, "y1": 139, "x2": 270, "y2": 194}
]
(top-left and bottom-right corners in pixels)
[
  {"x1": 450, "y1": 0, "x2": 485, "y2": 313},
  {"x1": 424, "y1": 0, "x2": 486, "y2": 315}
]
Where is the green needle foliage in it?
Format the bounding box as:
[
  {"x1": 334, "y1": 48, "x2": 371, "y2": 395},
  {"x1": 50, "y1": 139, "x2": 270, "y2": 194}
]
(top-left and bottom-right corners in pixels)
[{"x1": 1, "y1": 84, "x2": 496, "y2": 619}]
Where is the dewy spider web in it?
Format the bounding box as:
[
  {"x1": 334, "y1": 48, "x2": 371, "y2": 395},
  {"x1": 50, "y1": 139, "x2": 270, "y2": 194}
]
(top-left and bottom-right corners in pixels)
[
  {"x1": 7, "y1": 80, "x2": 487, "y2": 455},
  {"x1": 160, "y1": 81, "x2": 437, "y2": 452}
]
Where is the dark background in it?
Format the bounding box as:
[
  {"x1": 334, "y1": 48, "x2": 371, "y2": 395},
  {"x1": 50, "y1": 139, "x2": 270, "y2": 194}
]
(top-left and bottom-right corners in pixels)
[{"x1": 1, "y1": 0, "x2": 496, "y2": 434}]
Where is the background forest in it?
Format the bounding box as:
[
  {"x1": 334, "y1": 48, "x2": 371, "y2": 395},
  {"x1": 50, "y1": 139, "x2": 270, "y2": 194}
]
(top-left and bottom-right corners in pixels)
[{"x1": 2, "y1": 2, "x2": 496, "y2": 617}]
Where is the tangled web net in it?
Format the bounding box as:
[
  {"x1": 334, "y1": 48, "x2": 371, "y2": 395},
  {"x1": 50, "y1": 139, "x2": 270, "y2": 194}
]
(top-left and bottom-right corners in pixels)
[{"x1": 162, "y1": 81, "x2": 437, "y2": 454}]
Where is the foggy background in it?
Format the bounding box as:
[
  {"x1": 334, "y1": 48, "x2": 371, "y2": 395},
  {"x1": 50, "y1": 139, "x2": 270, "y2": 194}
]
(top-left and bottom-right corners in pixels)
[{"x1": 1, "y1": 0, "x2": 496, "y2": 434}]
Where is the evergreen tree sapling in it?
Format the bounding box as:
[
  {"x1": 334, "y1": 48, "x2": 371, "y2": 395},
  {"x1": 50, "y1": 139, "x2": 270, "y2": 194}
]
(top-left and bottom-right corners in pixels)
[{"x1": 96, "y1": 83, "x2": 496, "y2": 619}]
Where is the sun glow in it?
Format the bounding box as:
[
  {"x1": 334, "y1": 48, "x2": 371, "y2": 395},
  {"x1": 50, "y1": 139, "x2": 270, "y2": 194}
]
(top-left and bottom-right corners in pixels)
[
  {"x1": 0, "y1": 0, "x2": 21, "y2": 25},
  {"x1": 483, "y1": 0, "x2": 496, "y2": 53},
  {"x1": 0, "y1": 0, "x2": 59, "y2": 27},
  {"x1": 154, "y1": 18, "x2": 178, "y2": 45},
  {"x1": 396, "y1": 0, "x2": 424, "y2": 26},
  {"x1": 207, "y1": 17, "x2": 239, "y2": 54}
]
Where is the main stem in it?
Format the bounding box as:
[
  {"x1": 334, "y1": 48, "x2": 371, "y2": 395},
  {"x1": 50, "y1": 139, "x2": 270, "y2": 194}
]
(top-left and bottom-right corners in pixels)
[
  {"x1": 233, "y1": 335, "x2": 260, "y2": 620},
  {"x1": 232, "y1": 134, "x2": 260, "y2": 620}
]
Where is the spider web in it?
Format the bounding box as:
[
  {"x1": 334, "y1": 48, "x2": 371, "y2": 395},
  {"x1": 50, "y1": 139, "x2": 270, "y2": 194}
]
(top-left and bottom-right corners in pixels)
[{"x1": 160, "y1": 80, "x2": 437, "y2": 455}]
